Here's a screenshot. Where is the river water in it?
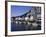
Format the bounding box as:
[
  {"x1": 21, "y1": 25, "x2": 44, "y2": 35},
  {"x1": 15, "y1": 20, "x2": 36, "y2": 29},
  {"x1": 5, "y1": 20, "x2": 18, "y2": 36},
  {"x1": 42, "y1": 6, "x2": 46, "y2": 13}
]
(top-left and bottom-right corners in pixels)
[{"x1": 11, "y1": 22, "x2": 41, "y2": 31}]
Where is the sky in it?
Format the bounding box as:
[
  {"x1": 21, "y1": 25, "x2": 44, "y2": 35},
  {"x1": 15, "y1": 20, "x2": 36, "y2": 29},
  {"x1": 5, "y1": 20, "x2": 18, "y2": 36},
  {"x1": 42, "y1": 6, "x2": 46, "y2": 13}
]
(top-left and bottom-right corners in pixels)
[{"x1": 11, "y1": 5, "x2": 32, "y2": 17}]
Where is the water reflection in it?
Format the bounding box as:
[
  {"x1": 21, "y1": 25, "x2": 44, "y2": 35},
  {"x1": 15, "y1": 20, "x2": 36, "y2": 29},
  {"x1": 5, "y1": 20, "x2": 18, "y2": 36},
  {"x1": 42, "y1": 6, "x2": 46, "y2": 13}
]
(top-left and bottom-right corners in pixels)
[{"x1": 11, "y1": 21, "x2": 41, "y2": 31}]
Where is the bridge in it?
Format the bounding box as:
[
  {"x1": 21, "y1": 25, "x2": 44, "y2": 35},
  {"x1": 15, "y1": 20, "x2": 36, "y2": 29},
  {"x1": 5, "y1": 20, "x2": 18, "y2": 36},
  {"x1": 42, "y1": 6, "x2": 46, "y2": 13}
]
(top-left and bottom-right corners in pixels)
[
  {"x1": 11, "y1": 7, "x2": 41, "y2": 28},
  {"x1": 11, "y1": 7, "x2": 41, "y2": 31}
]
